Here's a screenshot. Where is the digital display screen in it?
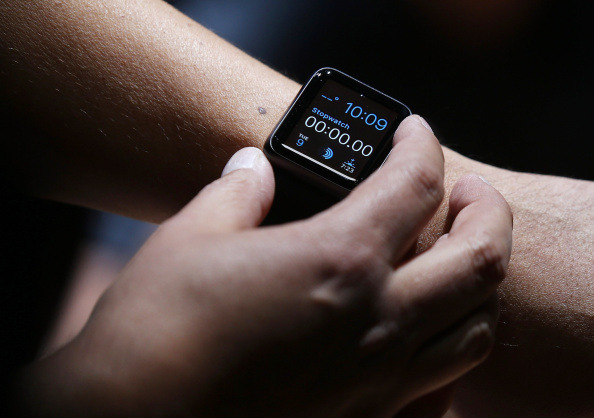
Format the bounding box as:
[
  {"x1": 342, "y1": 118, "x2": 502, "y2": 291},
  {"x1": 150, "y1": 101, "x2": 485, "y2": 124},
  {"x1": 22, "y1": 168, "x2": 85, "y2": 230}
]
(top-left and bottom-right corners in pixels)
[
  {"x1": 281, "y1": 79, "x2": 400, "y2": 181},
  {"x1": 265, "y1": 68, "x2": 411, "y2": 195}
]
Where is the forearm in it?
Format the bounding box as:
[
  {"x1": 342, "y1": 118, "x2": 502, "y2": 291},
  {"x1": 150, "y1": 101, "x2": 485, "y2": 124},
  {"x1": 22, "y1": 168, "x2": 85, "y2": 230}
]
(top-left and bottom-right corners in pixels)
[{"x1": 1, "y1": 0, "x2": 299, "y2": 222}]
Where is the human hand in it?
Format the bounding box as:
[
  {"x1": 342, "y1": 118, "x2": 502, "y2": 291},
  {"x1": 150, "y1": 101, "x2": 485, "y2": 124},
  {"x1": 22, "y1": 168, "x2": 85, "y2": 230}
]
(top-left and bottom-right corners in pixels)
[{"x1": 21, "y1": 116, "x2": 512, "y2": 417}]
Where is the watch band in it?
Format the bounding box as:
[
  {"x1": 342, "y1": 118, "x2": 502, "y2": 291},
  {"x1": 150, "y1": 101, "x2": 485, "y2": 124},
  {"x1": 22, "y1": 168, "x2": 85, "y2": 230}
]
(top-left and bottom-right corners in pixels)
[{"x1": 263, "y1": 163, "x2": 340, "y2": 225}]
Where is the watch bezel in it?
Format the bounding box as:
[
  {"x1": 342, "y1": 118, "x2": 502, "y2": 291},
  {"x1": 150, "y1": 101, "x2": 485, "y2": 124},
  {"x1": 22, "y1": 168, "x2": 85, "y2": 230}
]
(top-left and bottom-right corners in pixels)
[{"x1": 265, "y1": 68, "x2": 411, "y2": 195}]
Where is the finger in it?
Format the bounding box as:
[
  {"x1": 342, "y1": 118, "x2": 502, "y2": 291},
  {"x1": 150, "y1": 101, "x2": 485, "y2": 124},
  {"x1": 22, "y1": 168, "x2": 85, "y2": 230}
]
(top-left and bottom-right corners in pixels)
[
  {"x1": 384, "y1": 174, "x2": 512, "y2": 343},
  {"x1": 173, "y1": 147, "x2": 275, "y2": 232},
  {"x1": 403, "y1": 297, "x2": 499, "y2": 398},
  {"x1": 394, "y1": 382, "x2": 457, "y2": 418},
  {"x1": 320, "y1": 115, "x2": 444, "y2": 264}
]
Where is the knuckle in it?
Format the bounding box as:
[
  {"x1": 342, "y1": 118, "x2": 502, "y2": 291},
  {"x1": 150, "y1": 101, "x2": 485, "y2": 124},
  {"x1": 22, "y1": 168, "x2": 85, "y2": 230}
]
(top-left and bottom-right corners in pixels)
[
  {"x1": 328, "y1": 241, "x2": 379, "y2": 279},
  {"x1": 198, "y1": 170, "x2": 260, "y2": 210},
  {"x1": 216, "y1": 170, "x2": 259, "y2": 196},
  {"x1": 463, "y1": 321, "x2": 495, "y2": 364},
  {"x1": 467, "y1": 234, "x2": 509, "y2": 285},
  {"x1": 317, "y1": 230, "x2": 388, "y2": 292},
  {"x1": 401, "y1": 160, "x2": 444, "y2": 208}
]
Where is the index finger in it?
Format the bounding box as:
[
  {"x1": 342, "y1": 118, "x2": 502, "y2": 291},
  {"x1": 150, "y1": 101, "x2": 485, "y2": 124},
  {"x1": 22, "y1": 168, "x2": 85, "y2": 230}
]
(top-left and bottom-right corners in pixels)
[{"x1": 319, "y1": 115, "x2": 444, "y2": 265}]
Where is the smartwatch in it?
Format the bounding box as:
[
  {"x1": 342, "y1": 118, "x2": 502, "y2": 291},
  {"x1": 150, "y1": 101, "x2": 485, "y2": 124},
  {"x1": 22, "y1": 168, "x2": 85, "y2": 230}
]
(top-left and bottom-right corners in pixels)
[{"x1": 263, "y1": 68, "x2": 411, "y2": 224}]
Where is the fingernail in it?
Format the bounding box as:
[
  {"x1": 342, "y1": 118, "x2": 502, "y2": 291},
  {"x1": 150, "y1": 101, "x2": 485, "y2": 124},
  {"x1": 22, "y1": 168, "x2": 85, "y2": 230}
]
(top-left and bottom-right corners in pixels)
[
  {"x1": 478, "y1": 175, "x2": 492, "y2": 186},
  {"x1": 436, "y1": 233, "x2": 449, "y2": 244},
  {"x1": 466, "y1": 322, "x2": 494, "y2": 363},
  {"x1": 222, "y1": 147, "x2": 265, "y2": 177},
  {"x1": 416, "y1": 115, "x2": 434, "y2": 133}
]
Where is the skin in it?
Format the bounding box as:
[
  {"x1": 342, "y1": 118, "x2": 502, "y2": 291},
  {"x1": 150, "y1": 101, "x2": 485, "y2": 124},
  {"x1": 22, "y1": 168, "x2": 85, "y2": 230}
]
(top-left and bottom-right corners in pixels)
[
  {"x1": 1, "y1": 0, "x2": 592, "y2": 416},
  {"x1": 441, "y1": 159, "x2": 594, "y2": 417},
  {"x1": 18, "y1": 120, "x2": 513, "y2": 416}
]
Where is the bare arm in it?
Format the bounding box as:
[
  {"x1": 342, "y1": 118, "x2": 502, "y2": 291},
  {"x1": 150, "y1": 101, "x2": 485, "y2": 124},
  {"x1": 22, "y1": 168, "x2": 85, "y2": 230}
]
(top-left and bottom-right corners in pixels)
[
  {"x1": 2, "y1": 1, "x2": 593, "y2": 415},
  {"x1": 1, "y1": 0, "x2": 299, "y2": 222}
]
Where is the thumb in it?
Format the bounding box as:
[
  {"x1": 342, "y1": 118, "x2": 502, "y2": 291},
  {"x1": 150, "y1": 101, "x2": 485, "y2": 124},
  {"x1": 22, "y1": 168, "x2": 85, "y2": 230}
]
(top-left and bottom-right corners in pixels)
[{"x1": 174, "y1": 147, "x2": 275, "y2": 232}]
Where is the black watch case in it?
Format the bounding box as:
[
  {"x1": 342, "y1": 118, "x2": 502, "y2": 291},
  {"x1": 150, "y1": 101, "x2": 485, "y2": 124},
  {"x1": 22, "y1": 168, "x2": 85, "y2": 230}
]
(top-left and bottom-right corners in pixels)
[{"x1": 264, "y1": 68, "x2": 411, "y2": 198}]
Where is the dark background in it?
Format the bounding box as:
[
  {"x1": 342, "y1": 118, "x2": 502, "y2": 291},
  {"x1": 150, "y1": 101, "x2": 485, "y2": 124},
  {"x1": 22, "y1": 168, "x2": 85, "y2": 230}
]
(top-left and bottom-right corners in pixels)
[{"x1": 2, "y1": 0, "x2": 592, "y2": 388}]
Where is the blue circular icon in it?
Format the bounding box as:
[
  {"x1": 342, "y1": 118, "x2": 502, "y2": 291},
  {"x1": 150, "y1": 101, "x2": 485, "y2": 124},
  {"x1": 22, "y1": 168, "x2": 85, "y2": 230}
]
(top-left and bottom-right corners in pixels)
[{"x1": 322, "y1": 147, "x2": 333, "y2": 160}]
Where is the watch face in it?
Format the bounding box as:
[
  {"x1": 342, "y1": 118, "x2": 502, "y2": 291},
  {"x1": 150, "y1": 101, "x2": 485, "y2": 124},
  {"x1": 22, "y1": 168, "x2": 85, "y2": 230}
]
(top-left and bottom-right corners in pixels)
[{"x1": 268, "y1": 68, "x2": 411, "y2": 190}]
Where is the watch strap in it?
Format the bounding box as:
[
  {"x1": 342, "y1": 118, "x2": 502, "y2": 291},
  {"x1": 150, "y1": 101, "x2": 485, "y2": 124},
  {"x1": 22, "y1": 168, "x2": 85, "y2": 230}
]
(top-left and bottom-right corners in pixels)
[{"x1": 263, "y1": 164, "x2": 340, "y2": 225}]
